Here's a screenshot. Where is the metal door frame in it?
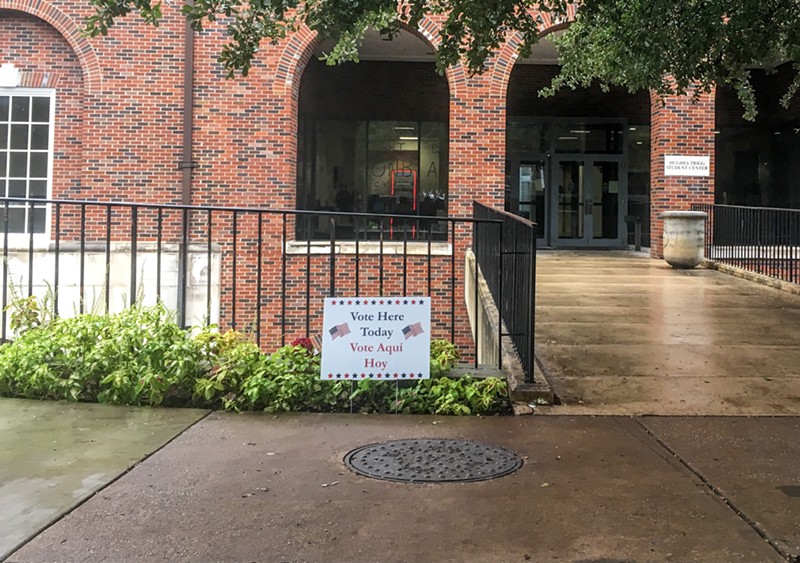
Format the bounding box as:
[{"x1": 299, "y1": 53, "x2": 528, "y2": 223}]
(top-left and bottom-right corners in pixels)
[
  {"x1": 506, "y1": 117, "x2": 631, "y2": 248},
  {"x1": 550, "y1": 155, "x2": 627, "y2": 247},
  {"x1": 507, "y1": 153, "x2": 549, "y2": 243}
]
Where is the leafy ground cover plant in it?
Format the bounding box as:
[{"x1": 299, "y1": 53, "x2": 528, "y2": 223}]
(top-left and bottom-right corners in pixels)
[{"x1": 0, "y1": 300, "x2": 510, "y2": 415}]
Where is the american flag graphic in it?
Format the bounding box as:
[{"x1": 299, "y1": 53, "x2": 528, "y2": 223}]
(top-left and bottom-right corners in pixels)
[
  {"x1": 310, "y1": 332, "x2": 324, "y2": 351},
  {"x1": 329, "y1": 323, "x2": 351, "y2": 340},
  {"x1": 402, "y1": 322, "x2": 424, "y2": 339}
]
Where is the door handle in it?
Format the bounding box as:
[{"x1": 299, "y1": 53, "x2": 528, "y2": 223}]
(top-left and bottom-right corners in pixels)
[{"x1": 584, "y1": 200, "x2": 593, "y2": 215}]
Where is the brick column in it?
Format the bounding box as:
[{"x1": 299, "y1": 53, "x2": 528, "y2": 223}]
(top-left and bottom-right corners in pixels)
[
  {"x1": 448, "y1": 74, "x2": 506, "y2": 217},
  {"x1": 445, "y1": 71, "x2": 506, "y2": 360},
  {"x1": 650, "y1": 87, "x2": 716, "y2": 257}
]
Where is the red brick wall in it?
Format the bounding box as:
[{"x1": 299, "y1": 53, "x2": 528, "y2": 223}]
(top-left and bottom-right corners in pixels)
[
  {"x1": 2, "y1": 3, "x2": 185, "y2": 203},
  {"x1": 3, "y1": 1, "x2": 725, "y2": 351},
  {"x1": 1, "y1": 10, "x2": 83, "y2": 199},
  {"x1": 650, "y1": 87, "x2": 716, "y2": 257},
  {"x1": 258, "y1": 253, "x2": 473, "y2": 353}
]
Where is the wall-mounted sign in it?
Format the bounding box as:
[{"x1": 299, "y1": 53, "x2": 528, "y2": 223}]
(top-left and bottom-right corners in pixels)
[
  {"x1": 320, "y1": 297, "x2": 431, "y2": 380},
  {"x1": 664, "y1": 155, "x2": 710, "y2": 176}
]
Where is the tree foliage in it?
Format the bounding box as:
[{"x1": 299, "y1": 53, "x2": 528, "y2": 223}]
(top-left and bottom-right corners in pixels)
[
  {"x1": 84, "y1": 0, "x2": 800, "y2": 119},
  {"x1": 549, "y1": 0, "x2": 800, "y2": 120}
]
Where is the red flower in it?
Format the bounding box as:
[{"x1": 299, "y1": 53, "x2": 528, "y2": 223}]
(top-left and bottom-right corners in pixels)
[{"x1": 291, "y1": 337, "x2": 314, "y2": 353}]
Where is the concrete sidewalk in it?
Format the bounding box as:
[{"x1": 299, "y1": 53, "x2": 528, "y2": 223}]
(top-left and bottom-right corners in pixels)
[
  {"x1": 0, "y1": 399, "x2": 207, "y2": 561},
  {"x1": 5, "y1": 408, "x2": 800, "y2": 563},
  {"x1": 534, "y1": 251, "x2": 800, "y2": 415},
  {"x1": 5, "y1": 252, "x2": 800, "y2": 562}
]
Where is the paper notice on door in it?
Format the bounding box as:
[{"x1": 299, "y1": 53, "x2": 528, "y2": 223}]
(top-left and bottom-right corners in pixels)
[{"x1": 608, "y1": 181, "x2": 619, "y2": 194}]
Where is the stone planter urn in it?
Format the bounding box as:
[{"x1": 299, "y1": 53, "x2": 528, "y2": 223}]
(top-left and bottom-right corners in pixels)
[{"x1": 660, "y1": 210, "x2": 708, "y2": 269}]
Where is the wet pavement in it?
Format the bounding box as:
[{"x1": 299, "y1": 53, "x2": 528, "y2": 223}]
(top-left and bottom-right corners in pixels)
[
  {"x1": 4, "y1": 252, "x2": 800, "y2": 562},
  {"x1": 4, "y1": 411, "x2": 799, "y2": 563},
  {"x1": 0, "y1": 399, "x2": 207, "y2": 560},
  {"x1": 534, "y1": 251, "x2": 800, "y2": 415}
]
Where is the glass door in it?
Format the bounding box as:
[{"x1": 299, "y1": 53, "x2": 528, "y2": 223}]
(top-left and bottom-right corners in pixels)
[
  {"x1": 588, "y1": 161, "x2": 622, "y2": 244},
  {"x1": 555, "y1": 160, "x2": 585, "y2": 241},
  {"x1": 552, "y1": 158, "x2": 625, "y2": 246},
  {"x1": 518, "y1": 161, "x2": 546, "y2": 240}
]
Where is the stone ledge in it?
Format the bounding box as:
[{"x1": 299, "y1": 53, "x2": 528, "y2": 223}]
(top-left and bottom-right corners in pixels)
[
  {"x1": 285, "y1": 240, "x2": 452, "y2": 256},
  {"x1": 507, "y1": 360, "x2": 555, "y2": 406},
  {"x1": 464, "y1": 250, "x2": 554, "y2": 410},
  {"x1": 703, "y1": 261, "x2": 800, "y2": 296},
  {"x1": 449, "y1": 365, "x2": 505, "y2": 379}
]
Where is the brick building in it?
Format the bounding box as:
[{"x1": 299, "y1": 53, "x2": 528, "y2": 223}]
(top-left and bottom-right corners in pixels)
[{"x1": 1, "y1": 1, "x2": 797, "y2": 347}]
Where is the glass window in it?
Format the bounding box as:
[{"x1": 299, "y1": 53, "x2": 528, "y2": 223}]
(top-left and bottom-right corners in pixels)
[
  {"x1": 31, "y1": 125, "x2": 48, "y2": 150},
  {"x1": 11, "y1": 97, "x2": 29, "y2": 121},
  {"x1": 5, "y1": 207, "x2": 26, "y2": 232},
  {"x1": 8, "y1": 179, "x2": 26, "y2": 197},
  {"x1": 296, "y1": 119, "x2": 448, "y2": 239},
  {"x1": 554, "y1": 123, "x2": 624, "y2": 154},
  {"x1": 31, "y1": 97, "x2": 50, "y2": 122},
  {"x1": 10, "y1": 124, "x2": 27, "y2": 149},
  {"x1": 507, "y1": 121, "x2": 546, "y2": 153},
  {"x1": 627, "y1": 125, "x2": 651, "y2": 247},
  {"x1": 0, "y1": 89, "x2": 53, "y2": 235},
  {"x1": 419, "y1": 122, "x2": 448, "y2": 218},
  {"x1": 368, "y1": 121, "x2": 418, "y2": 215},
  {"x1": 9, "y1": 152, "x2": 27, "y2": 176}
]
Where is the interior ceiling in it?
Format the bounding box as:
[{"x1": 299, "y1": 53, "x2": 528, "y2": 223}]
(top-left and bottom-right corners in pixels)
[{"x1": 313, "y1": 29, "x2": 562, "y2": 65}]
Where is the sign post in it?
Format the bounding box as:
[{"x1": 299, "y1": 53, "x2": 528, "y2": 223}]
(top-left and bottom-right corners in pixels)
[{"x1": 320, "y1": 297, "x2": 431, "y2": 380}]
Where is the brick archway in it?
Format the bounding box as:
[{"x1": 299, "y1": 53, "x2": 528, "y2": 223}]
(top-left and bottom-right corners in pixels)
[
  {"x1": 0, "y1": 1, "x2": 102, "y2": 93},
  {"x1": 272, "y1": 18, "x2": 466, "y2": 100},
  {"x1": 488, "y1": 8, "x2": 576, "y2": 98},
  {"x1": 271, "y1": 17, "x2": 464, "y2": 213}
]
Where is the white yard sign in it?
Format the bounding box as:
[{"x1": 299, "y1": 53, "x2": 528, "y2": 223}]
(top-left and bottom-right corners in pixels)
[
  {"x1": 320, "y1": 297, "x2": 431, "y2": 380},
  {"x1": 664, "y1": 155, "x2": 710, "y2": 176}
]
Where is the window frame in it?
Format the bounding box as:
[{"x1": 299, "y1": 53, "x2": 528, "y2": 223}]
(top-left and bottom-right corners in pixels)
[{"x1": 0, "y1": 87, "x2": 55, "y2": 243}]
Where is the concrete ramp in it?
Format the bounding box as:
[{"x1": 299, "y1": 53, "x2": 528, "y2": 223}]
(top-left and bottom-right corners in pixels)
[{"x1": 534, "y1": 251, "x2": 800, "y2": 415}]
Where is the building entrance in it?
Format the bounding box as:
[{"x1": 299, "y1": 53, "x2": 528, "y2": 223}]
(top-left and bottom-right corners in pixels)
[
  {"x1": 553, "y1": 158, "x2": 624, "y2": 246},
  {"x1": 507, "y1": 120, "x2": 630, "y2": 248}
]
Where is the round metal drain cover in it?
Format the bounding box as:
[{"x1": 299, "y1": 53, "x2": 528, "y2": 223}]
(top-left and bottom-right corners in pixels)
[{"x1": 344, "y1": 439, "x2": 523, "y2": 483}]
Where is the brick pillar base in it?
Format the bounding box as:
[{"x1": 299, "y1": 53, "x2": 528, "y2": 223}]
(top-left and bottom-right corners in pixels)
[{"x1": 650, "y1": 87, "x2": 716, "y2": 257}]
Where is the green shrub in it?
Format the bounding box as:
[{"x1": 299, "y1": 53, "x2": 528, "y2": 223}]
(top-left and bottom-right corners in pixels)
[
  {"x1": 391, "y1": 375, "x2": 508, "y2": 415},
  {"x1": 0, "y1": 301, "x2": 509, "y2": 415},
  {"x1": 0, "y1": 304, "x2": 204, "y2": 406},
  {"x1": 95, "y1": 305, "x2": 204, "y2": 406},
  {"x1": 193, "y1": 328, "x2": 266, "y2": 409},
  {"x1": 430, "y1": 339, "x2": 460, "y2": 378}
]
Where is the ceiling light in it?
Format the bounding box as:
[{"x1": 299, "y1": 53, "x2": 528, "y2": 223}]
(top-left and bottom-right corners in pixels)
[{"x1": 399, "y1": 136, "x2": 419, "y2": 141}]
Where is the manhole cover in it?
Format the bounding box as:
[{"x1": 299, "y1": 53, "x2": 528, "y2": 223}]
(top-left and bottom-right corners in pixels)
[{"x1": 344, "y1": 439, "x2": 523, "y2": 483}]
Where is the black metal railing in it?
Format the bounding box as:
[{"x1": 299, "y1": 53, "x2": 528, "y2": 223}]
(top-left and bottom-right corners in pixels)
[
  {"x1": 473, "y1": 202, "x2": 537, "y2": 383},
  {"x1": 692, "y1": 203, "x2": 800, "y2": 284},
  {"x1": 0, "y1": 197, "x2": 517, "y2": 368}
]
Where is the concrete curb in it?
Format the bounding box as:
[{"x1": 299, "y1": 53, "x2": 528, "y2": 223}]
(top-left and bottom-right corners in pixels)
[{"x1": 704, "y1": 260, "x2": 800, "y2": 295}]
